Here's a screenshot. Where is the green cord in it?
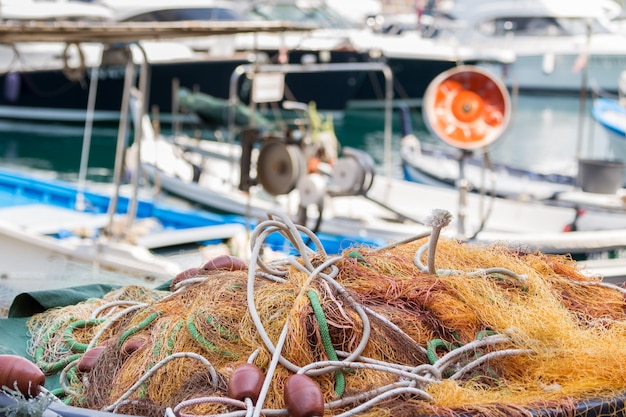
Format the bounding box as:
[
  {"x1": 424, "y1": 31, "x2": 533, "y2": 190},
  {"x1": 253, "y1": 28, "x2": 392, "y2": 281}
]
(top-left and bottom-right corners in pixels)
[
  {"x1": 186, "y1": 315, "x2": 238, "y2": 358},
  {"x1": 36, "y1": 318, "x2": 105, "y2": 374},
  {"x1": 118, "y1": 311, "x2": 162, "y2": 347},
  {"x1": 348, "y1": 251, "x2": 369, "y2": 266},
  {"x1": 166, "y1": 321, "x2": 185, "y2": 355},
  {"x1": 63, "y1": 319, "x2": 106, "y2": 353},
  {"x1": 426, "y1": 339, "x2": 457, "y2": 365},
  {"x1": 206, "y1": 314, "x2": 238, "y2": 340},
  {"x1": 307, "y1": 290, "x2": 346, "y2": 397}
]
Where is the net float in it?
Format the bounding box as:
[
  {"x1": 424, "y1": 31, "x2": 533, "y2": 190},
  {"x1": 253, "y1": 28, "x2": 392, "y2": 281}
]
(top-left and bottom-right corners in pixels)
[
  {"x1": 202, "y1": 255, "x2": 248, "y2": 272},
  {"x1": 227, "y1": 362, "x2": 265, "y2": 403},
  {"x1": 170, "y1": 267, "x2": 200, "y2": 290},
  {"x1": 121, "y1": 337, "x2": 146, "y2": 355},
  {"x1": 283, "y1": 374, "x2": 324, "y2": 417},
  {"x1": 77, "y1": 346, "x2": 106, "y2": 373},
  {"x1": 0, "y1": 354, "x2": 45, "y2": 397}
]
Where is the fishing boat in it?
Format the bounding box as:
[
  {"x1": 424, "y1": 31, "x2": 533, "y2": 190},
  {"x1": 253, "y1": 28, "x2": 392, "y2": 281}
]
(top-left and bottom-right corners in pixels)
[
  {"x1": 0, "y1": 166, "x2": 250, "y2": 308},
  {"x1": 0, "y1": 2, "x2": 325, "y2": 123},
  {"x1": 129, "y1": 60, "x2": 626, "y2": 275},
  {"x1": 592, "y1": 70, "x2": 626, "y2": 144},
  {"x1": 0, "y1": 18, "x2": 392, "y2": 309},
  {"x1": 593, "y1": 97, "x2": 626, "y2": 141},
  {"x1": 3, "y1": 19, "x2": 626, "y2": 417},
  {"x1": 414, "y1": 0, "x2": 626, "y2": 96}
]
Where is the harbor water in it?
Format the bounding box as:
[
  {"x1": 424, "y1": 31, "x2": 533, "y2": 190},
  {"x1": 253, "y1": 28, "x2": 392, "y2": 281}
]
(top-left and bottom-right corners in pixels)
[{"x1": 0, "y1": 93, "x2": 622, "y2": 187}]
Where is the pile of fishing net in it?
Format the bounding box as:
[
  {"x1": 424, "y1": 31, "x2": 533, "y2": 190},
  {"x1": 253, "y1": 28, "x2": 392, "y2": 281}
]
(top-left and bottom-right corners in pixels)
[{"x1": 25, "y1": 210, "x2": 626, "y2": 417}]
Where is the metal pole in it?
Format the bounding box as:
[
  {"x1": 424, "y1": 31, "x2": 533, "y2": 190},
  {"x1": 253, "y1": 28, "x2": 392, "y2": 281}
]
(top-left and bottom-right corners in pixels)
[
  {"x1": 125, "y1": 43, "x2": 149, "y2": 231},
  {"x1": 105, "y1": 48, "x2": 135, "y2": 238},
  {"x1": 75, "y1": 54, "x2": 100, "y2": 212}
]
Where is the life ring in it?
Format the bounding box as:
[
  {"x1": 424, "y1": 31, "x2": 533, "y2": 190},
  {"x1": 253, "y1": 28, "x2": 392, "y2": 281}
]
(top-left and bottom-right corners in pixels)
[{"x1": 422, "y1": 65, "x2": 511, "y2": 150}]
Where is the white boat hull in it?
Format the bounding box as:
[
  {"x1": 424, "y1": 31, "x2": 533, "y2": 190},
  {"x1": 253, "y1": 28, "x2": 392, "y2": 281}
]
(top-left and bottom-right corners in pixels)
[{"x1": 134, "y1": 133, "x2": 626, "y2": 256}]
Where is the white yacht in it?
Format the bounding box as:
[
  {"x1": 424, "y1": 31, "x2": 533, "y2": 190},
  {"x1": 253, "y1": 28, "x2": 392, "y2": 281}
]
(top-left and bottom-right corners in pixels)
[{"x1": 422, "y1": 0, "x2": 626, "y2": 95}]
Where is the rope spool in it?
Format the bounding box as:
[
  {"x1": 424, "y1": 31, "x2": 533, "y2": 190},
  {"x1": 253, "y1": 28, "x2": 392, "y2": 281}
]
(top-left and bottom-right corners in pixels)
[
  {"x1": 422, "y1": 65, "x2": 511, "y2": 150},
  {"x1": 257, "y1": 140, "x2": 305, "y2": 196}
]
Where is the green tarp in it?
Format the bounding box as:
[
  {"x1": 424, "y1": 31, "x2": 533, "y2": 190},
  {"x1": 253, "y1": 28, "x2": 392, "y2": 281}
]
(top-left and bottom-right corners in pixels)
[{"x1": 0, "y1": 282, "x2": 171, "y2": 391}]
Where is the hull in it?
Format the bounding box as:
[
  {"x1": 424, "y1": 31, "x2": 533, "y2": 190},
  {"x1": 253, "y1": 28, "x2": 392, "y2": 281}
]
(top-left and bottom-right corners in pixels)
[
  {"x1": 0, "y1": 50, "x2": 367, "y2": 123},
  {"x1": 481, "y1": 53, "x2": 626, "y2": 95},
  {"x1": 132, "y1": 127, "x2": 626, "y2": 257},
  {"x1": 348, "y1": 55, "x2": 461, "y2": 108},
  {"x1": 593, "y1": 97, "x2": 626, "y2": 140}
]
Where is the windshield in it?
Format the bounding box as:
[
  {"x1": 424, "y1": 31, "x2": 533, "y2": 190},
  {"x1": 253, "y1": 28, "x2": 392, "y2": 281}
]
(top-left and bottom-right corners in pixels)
[
  {"x1": 476, "y1": 16, "x2": 611, "y2": 37},
  {"x1": 121, "y1": 8, "x2": 244, "y2": 22},
  {"x1": 245, "y1": 2, "x2": 358, "y2": 29}
]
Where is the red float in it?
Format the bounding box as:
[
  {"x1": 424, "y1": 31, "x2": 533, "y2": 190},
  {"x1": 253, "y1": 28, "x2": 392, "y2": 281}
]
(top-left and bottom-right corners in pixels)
[
  {"x1": 170, "y1": 267, "x2": 200, "y2": 290},
  {"x1": 202, "y1": 255, "x2": 248, "y2": 272},
  {"x1": 121, "y1": 337, "x2": 145, "y2": 355},
  {"x1": 283, "y1": 374, "x2": 324, "y2": 417},
  {"x1": 0, "y1": 354, "x2": 45, "y2": 397},
  {"x1": 227, "y1": 363, "x2": 265, "y2": 403},
  {"x1": 77, "y1": 347, "x2": 105, "y2": 373}
]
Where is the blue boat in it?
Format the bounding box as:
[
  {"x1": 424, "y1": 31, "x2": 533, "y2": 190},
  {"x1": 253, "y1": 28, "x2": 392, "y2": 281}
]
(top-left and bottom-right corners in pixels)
[
  {"x1": 592, "y1": 97, "x2": 626, "y2": 141},
  {"x1": 0, "y1": 166, "x2": 383, "y2": 308}
]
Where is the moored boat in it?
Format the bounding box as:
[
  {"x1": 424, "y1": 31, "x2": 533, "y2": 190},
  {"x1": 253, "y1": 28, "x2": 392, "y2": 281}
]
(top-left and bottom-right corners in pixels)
[{"x1": 129, "y1": 61, "x2": 626, "y2": 272}]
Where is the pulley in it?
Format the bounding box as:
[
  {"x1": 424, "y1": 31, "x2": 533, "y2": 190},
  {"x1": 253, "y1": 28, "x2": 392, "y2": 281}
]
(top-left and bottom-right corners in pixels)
[{"x1": 256, "y1": 140, "x2": 305, "y2": 196}]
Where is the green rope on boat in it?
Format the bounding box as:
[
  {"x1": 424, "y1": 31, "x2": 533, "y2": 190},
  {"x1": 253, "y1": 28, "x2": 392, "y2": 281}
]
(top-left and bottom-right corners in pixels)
[
  {"x1": 35, "y1": 318, "x2": 104, "y2": 374},
  {"x1": 348, "y1": 251, "x2": 369, "y2": 266},
  {"x1": 117, "y1": 311, "x2": 162, "y2": 347},
  {"x1": 35, "y1": 320, "x2": 67, "y2": 372},
  {"x1": 206, "y1": 315, "x2": 238, "y2": 341},
  {"x1": 307, "y1": 290, "x2": 346, "y2": 397},
  {"x1": 186, "y1": 314, "x2": 238, "y2": 358},
  {"x1": 37, "y1": 353, "x2": 83, "y2": 375},
  {"x1": 426, "y1": 339, "x2": 457, "y2": 365},
  {"x1": 166, "y1": 321, "x2": 185, "y2": 355},
  {"x1": 63, "y1": 319, "x2": 106, "y2": 353}
]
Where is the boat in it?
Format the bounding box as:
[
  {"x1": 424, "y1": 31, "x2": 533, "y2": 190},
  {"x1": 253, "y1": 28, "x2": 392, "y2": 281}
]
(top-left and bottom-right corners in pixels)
[
  {"x1": 593, "y1": 96, "x2": 626, "y2": 141},
  {"x1": 0, "y1": 0, "x2": 110, "y2": 102},
  {"x1": 129, "y1": 60, "x2": 626, "y2": 274},
  {"x1": 592, "y1": 69, "x2": 626, "y2": 142},
  {"x1": 0, "y1": 20, "x2": 390, "y2": 314},
  {"x1": 228, "y1": 0, "x2": 516, "y2": 109},
  {"x1": 402, "y1": 0, "x2": 626, "y2": 96},
  {"x1": 80, "y1": 0, "x2": 514, "y2": 114},
  {"x1": 0, "y1": 166, "x2": 251, "y2": 311},
  {"x1": 0, "y1": 2, "x2": 320, "y2": 123},
  {"x1": 3, "y1": 211, "x2": 626, "y2": 417}
]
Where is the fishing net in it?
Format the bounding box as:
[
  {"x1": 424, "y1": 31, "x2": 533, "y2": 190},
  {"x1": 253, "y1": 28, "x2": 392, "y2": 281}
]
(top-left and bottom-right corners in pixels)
[{"x1": 25, "y1": 209, "x2": 626, "y2": 417}]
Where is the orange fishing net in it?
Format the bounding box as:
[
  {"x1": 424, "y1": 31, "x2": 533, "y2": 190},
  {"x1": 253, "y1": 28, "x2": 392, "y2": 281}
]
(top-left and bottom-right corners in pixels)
[{"x1": 26, "y1": 210, "x2": 626, "y2": 417}]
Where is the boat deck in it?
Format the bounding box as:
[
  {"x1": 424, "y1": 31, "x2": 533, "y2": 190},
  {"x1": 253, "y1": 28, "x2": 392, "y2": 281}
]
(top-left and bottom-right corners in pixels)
[{"x1": 0, "y1": 204, "x2": 109, "y2": 235}]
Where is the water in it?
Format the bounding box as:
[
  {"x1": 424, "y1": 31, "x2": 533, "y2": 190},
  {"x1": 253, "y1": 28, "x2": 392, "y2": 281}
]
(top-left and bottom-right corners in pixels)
[
  {"x1": 0, "y1": 93, "x2": 622, "y2": 186},
  {"x1": 336, "y1": 94, "x2": 624, "y2": 180}
]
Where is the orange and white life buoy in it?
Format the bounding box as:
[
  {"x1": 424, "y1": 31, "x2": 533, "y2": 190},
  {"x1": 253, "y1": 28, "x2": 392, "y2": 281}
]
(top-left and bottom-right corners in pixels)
[{"x1": 422, "y1": 65, "x2": 511, "y2": 150}]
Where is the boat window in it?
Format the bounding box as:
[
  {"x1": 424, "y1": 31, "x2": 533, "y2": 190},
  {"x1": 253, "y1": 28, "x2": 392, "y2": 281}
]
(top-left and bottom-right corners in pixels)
[
  {"x1": 122, "y1": 8, "x2": 244, "y2": 22},
  {"x1": 246, "y1": 3, "x2": 358, "y2": 29},
  {"x1": 476, "y1": 16, "x2": 610, "y2": 37}
]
